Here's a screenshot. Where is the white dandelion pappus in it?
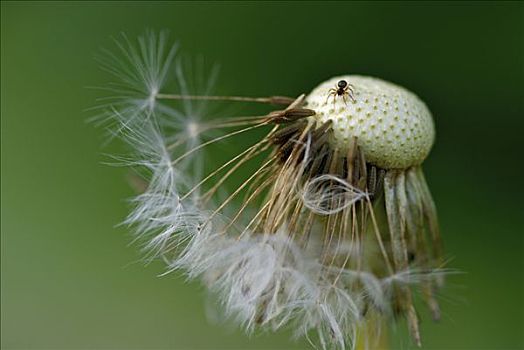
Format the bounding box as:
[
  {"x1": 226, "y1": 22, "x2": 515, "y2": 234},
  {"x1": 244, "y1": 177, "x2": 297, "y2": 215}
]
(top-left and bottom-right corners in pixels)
[
  {"x1": 95, "y1": 31, "x2": 222, "y2": 260},
  {"x1": 94, "y1": 31, "x2": 177, "y2": 128},
  {"x1": 301, "y1": 174, "x2": 369, "y2": 215},
  {"x1": 96, "y1": 32, "x2": 452, "y2": 350}
]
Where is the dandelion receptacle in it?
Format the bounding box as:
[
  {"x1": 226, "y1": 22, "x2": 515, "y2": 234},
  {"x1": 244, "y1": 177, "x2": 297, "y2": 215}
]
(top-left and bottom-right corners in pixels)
[{"x1": 96, "y1": 32, "x2": 451, "y2": 350}]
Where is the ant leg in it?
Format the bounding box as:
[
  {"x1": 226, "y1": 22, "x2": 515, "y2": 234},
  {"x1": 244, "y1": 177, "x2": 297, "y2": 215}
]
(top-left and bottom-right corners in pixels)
[
  {"x1": 325, "y1": 89, "x2": 336, "y2": 105},
  {"x1": 325, "y1": 90, "x2": 331, "y2": 104},
  {"x1": 325, "y1": 93, "x2": 332, "y2": 105},
  {"x1": 348, "y1": 84, "x2": 356, "y2": 103}
]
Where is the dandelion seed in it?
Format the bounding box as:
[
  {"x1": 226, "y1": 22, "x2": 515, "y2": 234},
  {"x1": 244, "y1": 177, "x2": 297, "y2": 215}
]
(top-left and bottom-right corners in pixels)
[{"x1": 97, "y1": 32, "x2": 452, "y2": 349}]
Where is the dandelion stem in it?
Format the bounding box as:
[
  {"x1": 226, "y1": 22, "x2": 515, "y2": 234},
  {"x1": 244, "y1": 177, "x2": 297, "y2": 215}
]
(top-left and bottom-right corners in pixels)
[
  {"x1": 170, "y1": 122, "x2": 268, "y2": 164},
  {"x1": 181, "y1": 137, "x2": 270, "y2": 201},
  {"x1": 203, "y1": 154, "x2": 279, "y2": 227},
  {"x1": 156, "y1": 93, "x2": 295, "y2": 105},
  {"x1": 355, "y1": 318, "x2": 389, "y2": 350}
]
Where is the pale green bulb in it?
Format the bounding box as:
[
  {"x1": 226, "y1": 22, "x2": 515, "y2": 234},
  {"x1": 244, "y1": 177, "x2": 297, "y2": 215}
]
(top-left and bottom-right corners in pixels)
[{"x1": 304, "y1": 75, "x2": 435, "y2": 169}]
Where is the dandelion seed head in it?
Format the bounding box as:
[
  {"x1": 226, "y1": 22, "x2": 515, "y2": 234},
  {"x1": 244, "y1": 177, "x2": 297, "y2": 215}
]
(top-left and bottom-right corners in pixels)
[
  {"x1": 96, "y1": 31, "x2": 452, "y2": 350},
  {"x1": 305, "y1": 76, "x2": 435, "y2": 169}
]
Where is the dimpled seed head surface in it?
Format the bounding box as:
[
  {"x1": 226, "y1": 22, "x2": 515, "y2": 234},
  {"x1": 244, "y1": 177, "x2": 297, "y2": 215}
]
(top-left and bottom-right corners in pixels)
[{"x1": 304, "y1": 76, "x2": 435, "y2": 169}]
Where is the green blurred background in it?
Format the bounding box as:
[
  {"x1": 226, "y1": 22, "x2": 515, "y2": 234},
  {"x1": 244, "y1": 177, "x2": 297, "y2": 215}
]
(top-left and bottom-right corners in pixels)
[{"x1": 2, "y1": 2, "x2": 523, "y2": 349}]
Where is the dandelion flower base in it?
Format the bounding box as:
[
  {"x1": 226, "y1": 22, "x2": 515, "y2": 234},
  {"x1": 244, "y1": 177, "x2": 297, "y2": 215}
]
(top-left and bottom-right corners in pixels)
[{"x1": 305, "y1": 76, "x2": 434, "y2": 169}]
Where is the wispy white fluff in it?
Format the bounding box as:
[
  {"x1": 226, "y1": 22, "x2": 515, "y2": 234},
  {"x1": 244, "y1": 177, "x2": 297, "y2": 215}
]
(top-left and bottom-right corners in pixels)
[
  {"x1": 301, "y1": 174, "x2": 368, "y2": 215},
  {"x1": 107, "y1": 116, "x2": 437, "y2": 350},
  {"x1": 115, "y1": 119, "x2": 195, "y2": 259},
  {"x1": 173, "y1": 223, "x2": 453, "y2": 350},
  {"x1": 94, "y1": 30, "x2": 177, "y2": 129},
  {"x1": 381, "y1": 268, "x2": 458, "y2": 291},
  {"x1": 173, "y1": 226, "x2": 370, "y2": 350},
  {"x1": 96, "y1": 31, "x2": 220, "y2": 179},
  {"x1": 96, "y1": 32, "x2": 223, "y2": 261}
]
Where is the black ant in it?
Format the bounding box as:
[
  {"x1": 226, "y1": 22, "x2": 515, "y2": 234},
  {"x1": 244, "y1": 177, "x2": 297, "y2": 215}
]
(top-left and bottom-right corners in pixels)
[{"x1": 326, "y1": 79, "x2": 356, "y2": 105}]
